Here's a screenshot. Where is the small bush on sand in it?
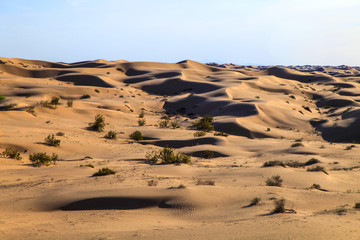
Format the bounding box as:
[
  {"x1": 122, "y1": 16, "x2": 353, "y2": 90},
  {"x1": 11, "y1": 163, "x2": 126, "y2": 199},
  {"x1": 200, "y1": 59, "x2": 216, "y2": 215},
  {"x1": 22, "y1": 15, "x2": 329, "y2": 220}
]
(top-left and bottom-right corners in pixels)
[
  {"x1": 196, "y1": 179, "x2": 215, "y2": 185},
  {"x1": 0, "y1": 95, "x2": 6, "y2": 101},
  {"x1": 170, "y1": 120, "x2": 179, "y2": 129},
  {"x1": 158, "y1": 119, "x2": 169, "y2": 128},
  {"x1": 203, "y1": 150, "x2": 214, "y2": 159},
  {"x1": 311, "y1": 183, "x2": 321, "y2": 189},
  {"x1": 80, "y1": 164, "x2": 94, "y2": 168},
  {"x1": 307, "y1": 165, "x2": 328, "y2": 174},
  {"x1": 345, "y1": 145, "x2": 355, "y2": 150},
  {"x1": 249, "y1": 197, "x2": 261, "y2": 206},
  {"x1": 89, "y1": 114, "x2": 106, "y2": 132},
  {"x1": 56, "y1": 132, "x2": 65, "y2": 136},
  {"x1": 130, "y1": 130, "x2": 143, "y2": 141},
  {"x1": 0, "y1": 103, "x2": 17, "y2": 111},
  {"x1": 266, "y1": 175, "x2": 283, "y2": 187},
  {"x1": 138, "y1": 119, "x2": 146, "y2": 126},
  {"x1": 262, "y1": 160, "x2": 285, "y2": 168},
  {"x1": 192, "y1": 115, "x2": 214, "y2": 132},
  {"x1": 92, "y1": 167, "x2": 116, "y2": 176},
  {"x1": 214, "y1": 132, "x2": 229, "y2": 137},
  {"x1": 291, "y1": 142, "x2": 304, "y2": 147},
  {"x1": 105, "y1": 130, "x2": 117, "y2": 140},
  {"x1": 148, "y1": 180, "x2": 158, "y2": 186},
  {"x1": 40, "y1": 101, "x2": 56, "y2": 109},
  {"x1": 29, "y1": 152, "x2": 58, "y2": 167},
  {"x1": 80, "y1": 94, "x2": 91, "y2": 99},
  {"x1": 194, "y1": 131, "x2": 206, "y2": 137},
  {"x1": 1, "y1": 147, "x2": 22, "y2": 160},
  {"x1": 45, "y1": 134, "x2": 61, "y2": 147},
  {"x1": 272, "y1": 198, "x2": 286, "y2": 213},
  {"x1": 67, "y1": 99, "x2": 73, "y2": 108},
  {"x1": 354, "y1": 202, "x2": 360, "y2": 209},
  {"x1": 50, "y1": 96, "x2": 60, "y2": 105},
  {"x1": 145, "y1": 146, "x2": 191, "y2": 165},
  {"x1": 305, "y1": 158, "x2": 320, "y2": 166},
  {"x1": 168, "y1": 184, "x2": 186, "y2": 189},
  {"x1": 139, "y1": 111, "x2": 145, "y2": 118}
]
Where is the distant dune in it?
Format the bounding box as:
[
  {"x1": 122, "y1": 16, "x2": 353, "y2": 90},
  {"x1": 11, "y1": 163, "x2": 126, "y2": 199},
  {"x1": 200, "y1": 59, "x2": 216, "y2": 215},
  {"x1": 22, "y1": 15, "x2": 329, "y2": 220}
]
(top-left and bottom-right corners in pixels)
[{"x1": 1, "y1": 57, "x2": 360, "y2": 239}]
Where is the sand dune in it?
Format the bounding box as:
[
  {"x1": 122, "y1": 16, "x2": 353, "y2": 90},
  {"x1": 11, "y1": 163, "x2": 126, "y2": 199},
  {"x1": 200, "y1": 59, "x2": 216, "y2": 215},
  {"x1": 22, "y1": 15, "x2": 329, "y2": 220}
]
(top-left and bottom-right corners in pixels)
[{"x1": 1, "y1": 57, "x2": 360, "y2": 239}]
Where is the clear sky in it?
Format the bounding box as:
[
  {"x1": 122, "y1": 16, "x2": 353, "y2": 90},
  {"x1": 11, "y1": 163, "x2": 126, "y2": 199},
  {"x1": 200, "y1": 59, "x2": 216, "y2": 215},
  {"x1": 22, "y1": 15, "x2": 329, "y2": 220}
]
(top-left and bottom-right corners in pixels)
[{"x1": 0, "y1": 0, "x2": 359, "y2": 65}]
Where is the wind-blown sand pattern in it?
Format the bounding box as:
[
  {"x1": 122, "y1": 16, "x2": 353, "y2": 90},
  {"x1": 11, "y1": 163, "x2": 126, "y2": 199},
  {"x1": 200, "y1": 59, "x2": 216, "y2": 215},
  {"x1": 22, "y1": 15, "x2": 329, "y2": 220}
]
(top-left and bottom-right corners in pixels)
[{"x1": 1, "y1": 57, "x2": 360, "y2": 239}]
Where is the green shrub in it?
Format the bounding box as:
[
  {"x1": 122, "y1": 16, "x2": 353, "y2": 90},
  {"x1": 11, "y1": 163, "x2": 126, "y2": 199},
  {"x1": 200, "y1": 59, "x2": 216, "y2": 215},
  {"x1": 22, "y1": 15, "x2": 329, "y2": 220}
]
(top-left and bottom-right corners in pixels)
[
  {"x1": 138, "y1": 119, "x2": 146, "y2": 126},
  {"x1": 307, "y1": 165, "x2": 328, "y2": 174},
  {"x1": 67, "y1": 99, "x2": 73, "y2": 108},
  {"x1": 272, "y1": 198, "x2": 286, "y2": 213},
  {"x1": 194, "y1": 131, "x2": 206, "y2": 137},
  {"x1": 139, "y1": 111, "x2": 145, "y2": 118},
  {"x1": 196, "y1": 179, "x2": 215, "y2": 185},
  {"x1": 1, "y1": 147, "x2": 22, "y2": 160},
  {"x1": 158, "y1": 119, "x2": 169, "y2": 128},
  {"x1": 45, "y1": 134, "x2": 61, "y2": 147},
  {"x1": 170, "y1": 120, "x2": 179, "y2": 129},
  {"x1": 105, "y1": 130, "x2": 117, "y2": 140},
  {"x1": 39, "y1": 101, "x2": 56, "y2": 109},
  {"x1": 0, "y1": 103, "x2": 17, "y2": 110},
  {"x1": 266, "y1": 175, "x2": 283, "y2": 187},
  {"x1": 192, "y1": 115, "x2": 214, "y2": 132},
  {"x1": 148, "y1": 180, "x2": 158, "y2": 186},
  {"x1": 285, "y1": 161, "x2": 305, "y2": 168},
  {"x1": 50, "y1": 96, "x2": 60, "y2": 105},
  {"x1": 95, "y1": 89, "x2": 100, "y2": 93},
  {"x1": 0, "y1": 95, "x2": 6, "y2": 101},
  {"x1": 89, "y1": 114, "x2": 106, "y2": 132},
  {"x1": 92, "y1": 167, "x2": 116, "y2": 176},
  {"x1": 262, "y1": 161, "x2": 285, "y2": 168},
  {"x1": 130, "y1": 130, "x2": 143, "y2": 141},
  {"x1": 305, "y1": 158, "x2": 320, "y2": 166},
  {"x1": 214, "y1": 132, "x2": 229, "y2": 137},
  {"x1": 354, "y1": 202, "x2": 360, "y2": 209},
  {"x1": 29, "y1": 152, "x2": 58, "y2": 167},
  {"x1": 145, "y1": 146, "x2": 191, "y2": 165},
  {"x1": 26, "y1": 106, "x2": 36, "y2": 115}
]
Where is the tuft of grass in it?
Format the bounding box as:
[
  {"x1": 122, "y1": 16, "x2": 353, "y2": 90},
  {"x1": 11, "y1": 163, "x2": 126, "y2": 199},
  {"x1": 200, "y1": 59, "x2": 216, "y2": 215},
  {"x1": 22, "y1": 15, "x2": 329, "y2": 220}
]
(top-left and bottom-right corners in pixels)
[
  {"x1": 67, "y1": 99, "x2": 73, "y2": 108},
  {"x1": 45, "y1": 134, "x2": 61, "y2": 147},
  {"x1": 214, "y1": 132, "x2": 229, "y2": 137},
  {"x1": 130, "y1": 130, "x2": 143, "y2": 141},
  {"x1": 0, "y1": 95, "x2": 6, "y2": 101},
  {"x1": 80, "y1": 94, "x2": 91, "y2": 99},
  {"x1": 39, "y1": 101, "x2": 56, "y2": 109},
  {"x1": 50, "y1": 96, "x2": 60, "y2": 105},
  {"x1": 262, "y1": 160, "x2": 285, "y2": 168},
  {"x1": 249, "y1": 197, "x2": 261, "y2": 206},
  {"x1": 1, "y1": 147, "x2": 22, "y2": 160},
  {"x1": 80, "y1": 164, "x2": 94, "y2": 168},
  {"x1": 26, "y1": 106, "x2": 36, "y2": 116},
  {"x1": 307, "y1": 165, "x2": 328, "y2": 174},
  {"x1": 291, "y1": 142, "x2": 304, "y2": 147},
  {"x1": 194, "y1": 131, "x2": 206, "y2": 137},
  {"x1": 354, "y1": 202, "x2": 360, "y2": 209},
  {"x1": 311, "y1": 183, "x2": 321, "y2": 189},
  {"x1": 203, "y1": 150, "x2": 214, "y2": 159},
  {"x1": 89, "y1": 114, "x2": 106, "y2": 132},
  {"x1": 168, "y1": 184, "x2": 186, "y2": 189},
  {"x1": 266, "y1": 175, "x2": 283, "y2": 187},
  {"x1": 0, "y1": 103, "x2": 17, "y2": 110},
  {"x1": 139, "y1": 111, "x2": 145, "y2": 118},
  {"x1": 145, "y1": 146, "x2": 191, "y2": 165},
  {"x1": 29, "y1": 152, "x2": 58, "y2": 167},
  {"x1": 170, "y1": 120, "x2": 179, "y2": 129},
  {"x1": 158, "y1": 119, "x2": 169, "y2": 128},
  {"x1": 105, "y1": 130, "x2": 117, "y2": 140},
  {"x1": 192, "y1": 115, "x2": 214, "y2": 132},
  {"x1": 196, "y1": 179, "x2": 215, "y2": 185},
  {"x1": 305, "y1": 158, "x2": 320, "y2": 166},
  {"x1": 95, "y1": 89, "x2": 100, "y2": 93},
  {"x1": 147, "y1": 180, "x2": 158, "y2": 186},
  {"x1": 138, "y1": 119, "x2": 146, "y2": 126},
  {"x1": 272, "y1": 198, "x2": 286, "y2": 213},
  {"x1": 92, "y1": 167, "x2": 116, "y2": 177}
]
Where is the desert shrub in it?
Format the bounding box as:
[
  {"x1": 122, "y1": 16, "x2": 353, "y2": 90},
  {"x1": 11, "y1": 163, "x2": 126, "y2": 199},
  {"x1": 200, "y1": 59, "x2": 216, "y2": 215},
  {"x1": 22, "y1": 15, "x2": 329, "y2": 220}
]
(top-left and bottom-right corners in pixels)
[
  {"x1": 158, "y1": 119, "x2": 169, "y2": 128},
  {"x1": 311, "y1": 183, "x2": 321, "y2": 189},
  {"x1": 80, "y1": 94, "x2": 91, "y2": 99},
  {"x1": 145, "y1": 146, "x2": 191, "y2": 165},
  {"x1": 214, "y1": 132, "x2": 229, "y2": 137},
  {"x1": 1, "y1": 147, "x2": 22, "y2": 160},
  {"x1": 148, "y1": 180, "x2": 158, "y2": 186},
  {"x1": 160, "y1": 115, "x2": 170, "y2": 120},
  {"x1": 305, "y1": 158, "x2": 320, "y2": 166},
  {"x1": 29, "y1": 152, "x2": 58, "y2": 167},
  {"x1": 45, "y1": 134, "x2": 61, "y2": 147},
  {"x1": 50, "y1": 96, "x2": 60, "y2": 105},
  {"x1": 139, "y1": 111, "x2": 145, "y2": 118},
  {"x1": 354, "y1": 202, "x2": 360, "y2": 209},
  {"x1": 56, "y1": 132, "x2": 65, "y2": 136},
  {"x1": 249, "y1": 197, "x2": 261, "y2": 206},
  {"x1": 89, "y1": 114, "x2": 106, "y2": 132},
  {"x1": 203, "y1": 150, "x2": 214, "y2": 159},
  {"x1": 130, "y1": 130, "x2": 143, "y2": 141},
  {"x1": 0, "y1": 103, "x2": 17, "y2": 110},
  {"x1": 40, "y1": 101, "x2": 56, "y2": 109},
  {"x1": 170, "y1": 120, "x2": 179, "y2": 129},
  {"x1": 168, "y1": 184, "x2": 186, "y2": 189},
  {"x1": 80, "y1": 164, "x2": 94, "y2": 168},
  {"x1": 0, "y1": 60, "x2": 6, "y2": 64},
  {"x1": 196, "y1": 179, "x2": 215, "y2": 185},
  {"x1": 307, "y1": 165, "x2": 328, "y2": 174},
  {"x1": 262, "y1": 161, "x2": 285, "y2": 168},
  {"x1": 194, "y1": 131, "x2": 206, "y2": 137},
  {"x1": 116, "y1": 67, "x2": 124, "y2": 72},
  {"x1": 345, "y1": 145, "x2": 355, "y2": 150},
  {"x1": 291, "y1": 142, "x2": 304, "y2": 147},
  {"x1": 138, "y1": 119, "x2": 146, "y2": 126},
  {"x1": 26, "y1": 106, "x2": 36, "y2": 115},
  {"x1": 92, "y1": 167, "x2": 116, "y2": 176},
  {"x1": 105, "y1": 130, "x2": 117, "y2": 140},
  {"x1": 192, "y1": 115, "x2": 214, "y2": 132},
  {"x1": 285, "y1": 161, "x2": 305, "y2": 168},
  {"x1": 67, "y1": 99, "x2": 73, "y2": 108},
  {"x1": 272, "y1": 198, "x2": 286, "y2": 213},
  {"x1": 266, "y1": 175, "x2": 283, "y2": 187},
  {"x1": 0, "y1": 95, "x2": 6, "y2": 101},
  {"x1": 95, "y1": 89, "x2": 100, "y2": 93}
]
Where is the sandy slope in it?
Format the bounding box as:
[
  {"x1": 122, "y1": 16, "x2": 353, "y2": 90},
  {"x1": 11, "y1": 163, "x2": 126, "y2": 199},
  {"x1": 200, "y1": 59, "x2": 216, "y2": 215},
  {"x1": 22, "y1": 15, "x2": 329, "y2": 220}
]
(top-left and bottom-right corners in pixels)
[{"x1": 1, "y1": 57, "x2": 360, "y2": 239}]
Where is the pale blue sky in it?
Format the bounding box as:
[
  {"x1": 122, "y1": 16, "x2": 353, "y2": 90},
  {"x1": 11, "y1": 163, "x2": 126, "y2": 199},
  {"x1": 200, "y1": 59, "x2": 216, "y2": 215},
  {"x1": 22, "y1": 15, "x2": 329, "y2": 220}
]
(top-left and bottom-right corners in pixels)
[{"x1": 0, "y1": 0, "x2": 359, "y2": 65}]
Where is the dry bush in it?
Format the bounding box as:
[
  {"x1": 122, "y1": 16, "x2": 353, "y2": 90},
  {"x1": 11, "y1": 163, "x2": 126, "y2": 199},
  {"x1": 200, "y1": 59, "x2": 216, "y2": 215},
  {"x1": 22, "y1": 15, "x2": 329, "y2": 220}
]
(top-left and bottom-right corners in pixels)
[
  {"x1": 266, "y1": 175, "x2": 283, "y2": 187},
  {"x1": 89, "y1": 114, "x2": 106, "y2": 132},
  {"x1": 146, "y1": 146, "x2": 191, "y2": 165},
  {"x1": 45, "y1": 134, "x2": 61, "y2": 147}
]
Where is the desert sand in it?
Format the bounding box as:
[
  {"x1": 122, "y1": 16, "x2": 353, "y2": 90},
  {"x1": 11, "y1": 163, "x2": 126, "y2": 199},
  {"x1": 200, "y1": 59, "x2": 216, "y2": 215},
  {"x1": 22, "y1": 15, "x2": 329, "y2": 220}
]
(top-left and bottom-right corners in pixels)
[{"x1": 1, "y1": 57, "x2": 360, "y2": 239}]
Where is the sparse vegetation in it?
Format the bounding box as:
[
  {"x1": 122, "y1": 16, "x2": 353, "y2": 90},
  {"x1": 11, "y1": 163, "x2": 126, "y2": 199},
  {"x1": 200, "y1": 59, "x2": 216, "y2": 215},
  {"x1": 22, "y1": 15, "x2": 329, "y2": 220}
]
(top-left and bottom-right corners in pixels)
[
  {"x1": 95, "y1": 89, "x2": 100, "y2": 93},
  {"x1": 262, "y1": 160, "x2": 285, "y2": 168},
  {"x1": 203, "y1": 150, "x2": 214, "y2": 159},
  {"x1": 354, "y1": 202, "x2": 360, "y2": 209},
  {"x1": 168, "y1": 184, "x2": 186, "y2": 189},
  {"x1": 89, "y1": 114, "x2": 106, "y2": 132},
  {"x1": 80, "y1": 164, "x2": 94, "y2": 168},
  {"x1": 266, "y1": 175, "x2": 283, "y2": 187},
  {"x1": 26, "y1": 106, "x2": 36, "y2": 115},
  {"x1": 138, "y1": 119, "x2": 146, "y2": 126},
  {"x1": 145, "y1": 146, "x2": 191, "y2": 165},
  {"x1": 305, "y1": 158, "x2": 320, "y2": 166},
  {"x1": 56, "y1": 132, "x2": 65, "y2": 136},
  {"x1": 148, "y1": 180, "x2": 158, "y2": 186},
  {"x1": 0, "y1": 103, "x2": 17, "y2": 110},
  {"x1": 0, "y1": 95, "x2": 6, "y2": 101},
  {"x1": 80, "y1": 94, "x2": 91, "y2": 99},
  {"x1": 39, "y1": 100, "x2": 56, "y2": 109},
  {"x1": 105, "y1": 130, "x2": 117, "y2": 140},
  {"x1": 50, "y1": 96, "x2": 60, "y2": 105},
  {"x1": 0, "y1": 60, "x2": 6, "y2": 64},
  {"x1": 194, "y1": 131, "x2": 206, "y2": 137},
  {"x1": 139, "y1": 111, "x2": 144, "y2": 118},
  {"x1": 29, "y1": 152, "x2": 58, "y2": 167},
  {"x1": 45, "y1": 134, "x2": 61, "y2": 147},
  {"x1": 67, "y1": 99, "x2": 73, "y2": 108},
  {"x1": 158, "y1": 119, "x2": 169, "y2": 128},
  {"x1": 170, "y1": 120, "x2": 179, "y2": 129},
  {"x1": 345, "y1": 145, "x2": 355, "y2": 150},
  {"x1": 307, "y1": 165, "x2": 328, "y2": 174},
  {"x1": 192, "y1": 115, "x2": 214, "y2": 132},
  {"x1": 291, "y1": 142, "x2": 304, "y2": 147},
  {"x1": 214, "y1": 132, "x2": 229, "y2": 137},
  {"x1": 1, "y1": 147, "x2": 22, "y2": 160},
  {"x1": 272, "y1": 198, "x2": 286, "y2": 213},
  {"x1": 249, "y1": 197, "x2": 261, "y2": 206},
  {"x1": 311, "y1": 183, "x2": 321, "y2": 189},
  {"x1": 130, "y1": 130, "x2": 143, "y2": 141},
  {"x1": 196, "y1": 179, "x2": 215, "y2": 185},
  {"x1": 92, "y1": 167, "x2": 116, "y2": 176}
]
